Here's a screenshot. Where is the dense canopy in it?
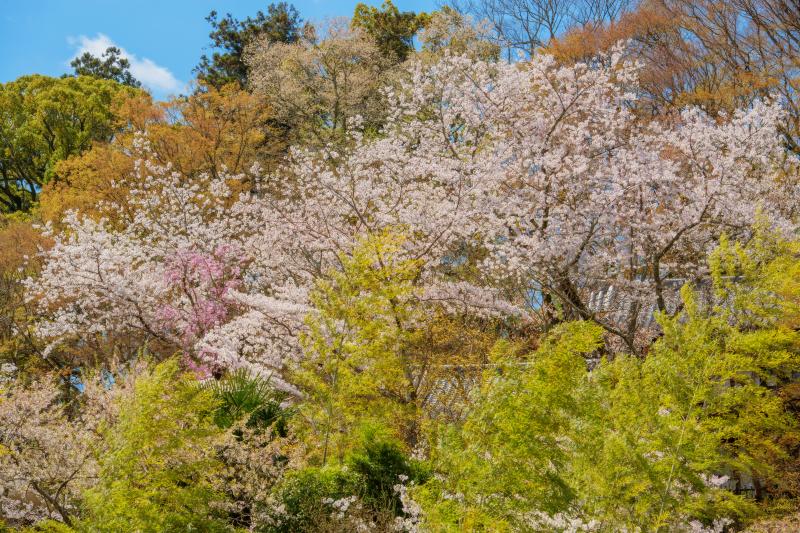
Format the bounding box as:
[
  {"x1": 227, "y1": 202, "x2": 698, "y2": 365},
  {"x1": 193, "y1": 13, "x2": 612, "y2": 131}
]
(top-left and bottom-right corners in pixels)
[{"x1": 2, "y1": 1, "x2": 800, "y2": 532}]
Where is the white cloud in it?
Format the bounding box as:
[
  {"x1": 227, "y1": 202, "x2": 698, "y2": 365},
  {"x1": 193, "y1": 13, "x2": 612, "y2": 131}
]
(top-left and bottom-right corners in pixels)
[{"x1": 67, "y1": 33, "x2": 182, "y2": 94}]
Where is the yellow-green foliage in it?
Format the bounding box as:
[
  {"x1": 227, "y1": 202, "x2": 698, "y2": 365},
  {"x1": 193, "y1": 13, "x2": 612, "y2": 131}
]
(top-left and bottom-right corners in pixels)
[
  {"x1": 709, "y1": 219, "x2": 800, "y2": 329},
  {"x1": 296, "y1": 230, "x2": 423, "y2": 464},
  {"x1": 416, "y1": 321, "x2": 605, "y2": 531},
  {"x1": 580, "y1": 284, "x2": 799, "y2": 529},
  {"x1": 79, "y1": 359, "x2": 230, "y2": 532},
  {"x1": 418, "y1": 228, "x2": 800, "y2": 531},
  {"x1": 17, "y1": 521, "x2": 75, "y2": 533}
]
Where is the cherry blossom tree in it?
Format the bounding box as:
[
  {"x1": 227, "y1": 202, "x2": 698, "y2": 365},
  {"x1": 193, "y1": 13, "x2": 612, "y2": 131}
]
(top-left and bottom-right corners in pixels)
[
  {"x1": 0, "y1": 369, "x2": 134, "y2": 526},
  {"x1": 29, "y1": 45, "x2": 798, "y2": 383},
  {"x1": 27, "y1": 137, "x2": 308, "y2": 387},
  {"x1": 275, "y1": 45, "x2": 797, "y2": 350}
]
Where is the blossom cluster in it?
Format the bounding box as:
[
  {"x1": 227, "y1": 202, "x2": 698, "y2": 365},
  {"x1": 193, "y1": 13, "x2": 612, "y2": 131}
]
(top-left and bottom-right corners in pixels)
[{"x1": 28, "y1": 47, "x2": 799, "y2": 379}]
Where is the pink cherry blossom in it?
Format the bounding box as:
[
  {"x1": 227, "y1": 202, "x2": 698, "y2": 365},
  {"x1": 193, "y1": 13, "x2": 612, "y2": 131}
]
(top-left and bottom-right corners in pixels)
[{"x1": 28, "y1": 46, "x2": 799, "y2": 380}]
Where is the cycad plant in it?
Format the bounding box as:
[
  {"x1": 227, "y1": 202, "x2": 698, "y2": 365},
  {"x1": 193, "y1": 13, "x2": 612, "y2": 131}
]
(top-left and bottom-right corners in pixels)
[{"x1": 204, "y1": 367, "x2": 291, "y2": 436}]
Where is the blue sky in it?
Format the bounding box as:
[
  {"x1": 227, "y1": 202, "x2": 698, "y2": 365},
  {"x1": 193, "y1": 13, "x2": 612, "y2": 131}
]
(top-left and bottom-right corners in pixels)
[{"x1": 0, "y1": 0, "x2": 436, "y2": 99}]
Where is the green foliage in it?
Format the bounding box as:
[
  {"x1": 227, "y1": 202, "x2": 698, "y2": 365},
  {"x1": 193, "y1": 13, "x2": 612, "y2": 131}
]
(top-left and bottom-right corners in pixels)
[
  {"x1": 296, "y1": 230, "x2": 424, "y2": 463},
  {"x1": 204, "y1": 367, "x2": 290, "y2": 435},
  {"x1": 352, "y1": 0, "x2": 428, "y2": 62},
  {"x1": 577, "y1": 287, "x2": 797, "y2": 529},
  {"x1": 709, "y1": 218, "x2": 800, "y2": 330},
  {"x1": 79, "y1": 358, "x2": 231, "y2": 532},
  {"x1": 346, "y1": 427, "x2": 430, "y2": 515},
  {"x1": 706, "y1": 223, "x2": 800, "y2": 502},
  {"x1": 195, "y1": 2, "x2": 303, "y2": 89},
  {"x1": 418, "y1": 321, "x2": 604, "y2": 530},
  {"x1": 0, "y1": 75, "x2": 137, "y2": 212},
  {"x1": 262, "y1": 465, "x2": 356, "y2": 533},
  {"x1": 262, "y1": 428, "x2": 426, "y2": 532},
  {"x1": 419, "y1": 232, "x2": 800, "y2": 531},
  {"x1": 70, "y1": 46, "x2": 141, "y2": 87},
  {"x1": 18, "y1": 521, "x2": 76, "y2": 533}
]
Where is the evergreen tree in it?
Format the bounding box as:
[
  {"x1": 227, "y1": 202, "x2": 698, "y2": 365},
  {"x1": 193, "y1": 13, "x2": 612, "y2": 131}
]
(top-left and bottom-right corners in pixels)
[
  {"x1": 195, "y1": 2, "x2": 303, "y2": 89},
  {"x1": 70, "y1": 47, "x2": 141, "y2": 88},
  {"x1": 352, "y1": 0, "x2": 428, "y2": 62}
]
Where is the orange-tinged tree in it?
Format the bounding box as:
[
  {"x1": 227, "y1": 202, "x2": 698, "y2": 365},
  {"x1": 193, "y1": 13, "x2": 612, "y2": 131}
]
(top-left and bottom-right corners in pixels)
[
  {"x1": 0, "y1": 75, "x2": 141, "y2": 213},
  {"x1": 39, "y1": 83, "x2": 276, "y2": 227},
  {"x1": 548, "y1": 0, "x2": 800, "y2": 150},
  {"x1": 0, "y1": 215, "x2": 51, "y2": 376}
]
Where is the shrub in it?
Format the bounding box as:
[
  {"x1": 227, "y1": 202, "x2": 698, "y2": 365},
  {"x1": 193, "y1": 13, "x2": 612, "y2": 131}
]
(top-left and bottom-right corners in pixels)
[
  {"x1": 79, "y1": 359, "x2": 231, "y2": 532},
  {"x1": 346, "y1": 428, "x2": 430, "y2": 515}
]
